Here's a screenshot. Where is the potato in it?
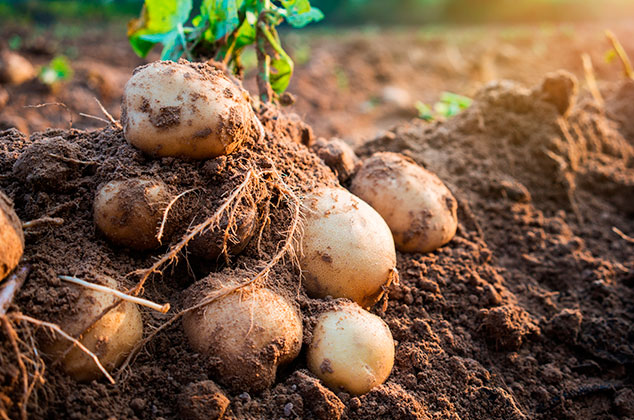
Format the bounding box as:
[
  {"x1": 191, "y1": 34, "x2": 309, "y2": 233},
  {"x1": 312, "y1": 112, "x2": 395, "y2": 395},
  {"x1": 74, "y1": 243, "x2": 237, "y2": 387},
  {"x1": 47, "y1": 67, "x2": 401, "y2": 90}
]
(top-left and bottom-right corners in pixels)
[
  {"x1": 182, "y1": 278, "x2": 302, "y2": 392},
  {"x1": 121, "y1": 61, "x2": 255, "y2": 159},
  {"x1": 300, "y1": 186, "x2": 396, "y2": 308},
  {"x1": 311, "y1": 138, "x2": 359, "y2": 183},
  {"x1": 0, "y1": 50, "x2": 36, "y2": 85},
  {"x1": 189, "y1": 204, "x2": 257, "y2": 261},
  {"x1": 94, "y1": 179, "x2": 173, "y2": 250},
  {"x1": 44, "y1": 277, "x2": 143, "y2": 382},
  {"x1": 0, "y1": 191, "x2": 24, "y2": 281},
  {"x1": 307, "y1": 302, "x2": 395, "y2": 395},
  {"x1": 350, "y1": 152, "x2": 458, "y2": 253}
]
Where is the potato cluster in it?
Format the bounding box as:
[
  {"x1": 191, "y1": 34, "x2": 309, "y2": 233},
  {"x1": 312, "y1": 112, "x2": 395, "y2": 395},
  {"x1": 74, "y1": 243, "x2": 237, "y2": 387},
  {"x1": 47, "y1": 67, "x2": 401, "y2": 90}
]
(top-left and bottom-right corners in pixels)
[{"x1": 21, "y1": 61, "x2": 458, "y2": 400}]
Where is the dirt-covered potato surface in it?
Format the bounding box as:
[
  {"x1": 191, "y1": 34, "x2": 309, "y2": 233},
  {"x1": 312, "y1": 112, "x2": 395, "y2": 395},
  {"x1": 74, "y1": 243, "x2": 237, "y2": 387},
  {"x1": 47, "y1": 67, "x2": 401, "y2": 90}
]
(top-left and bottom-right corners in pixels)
[
  {"x1": 350, "y1": 152, "x2": 458, "y2": 253},
  {"x1": 307, "y1": 302, "x2": 395, "y2": 395},
  {"x1": 0, "y1": 190, "x2": 23, "y2": 281},
  {"x1": 42, "y1": 277, "x2": 143, "y2": 382},
  {"x1": 182, "y1": 273, "x2": 303, "y2": 392},
  {"x1": 121, "y1": 61, "x2": 256, "y2": 159},
  {"x1": 93, "y1": 178, "x2": 174, "y2": 250},
  {"x1": 299, "y1": 186, "x2": 397, "y2": 308}
]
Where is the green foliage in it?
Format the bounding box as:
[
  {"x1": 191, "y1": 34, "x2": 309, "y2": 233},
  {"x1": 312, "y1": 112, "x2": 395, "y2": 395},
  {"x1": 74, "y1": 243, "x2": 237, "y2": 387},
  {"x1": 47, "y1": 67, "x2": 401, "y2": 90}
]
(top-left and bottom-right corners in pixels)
[
  {"x1": 416, "y1": 91, "x2": 472, "y2": 121},
  {"x1": 38, "y1": 55, "x2": 73, "y2": 86},
  {"x1": 128, "y1": 0, "x2": 323, "y2": 101}
]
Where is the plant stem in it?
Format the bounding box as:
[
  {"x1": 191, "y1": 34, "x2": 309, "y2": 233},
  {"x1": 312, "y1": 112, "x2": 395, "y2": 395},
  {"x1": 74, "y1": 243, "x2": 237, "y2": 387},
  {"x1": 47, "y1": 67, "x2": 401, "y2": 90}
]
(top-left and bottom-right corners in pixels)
[{"x1": 256, "y1": 17, "x2": 273, "y2": 102}]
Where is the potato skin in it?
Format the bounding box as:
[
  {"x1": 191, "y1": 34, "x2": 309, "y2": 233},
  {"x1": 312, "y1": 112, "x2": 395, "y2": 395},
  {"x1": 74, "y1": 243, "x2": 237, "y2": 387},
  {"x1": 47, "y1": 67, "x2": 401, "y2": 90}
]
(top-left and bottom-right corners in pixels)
[
  {"x1": 44, "y1": 278, "x2": 143, "y2": 382},
  {"x1": 0, "y1": 51, "x2": 35, "y2": 85},
  {"x1": 0, "y1": 191, "x2": 24, "y2": 281},
  {"x1": 350, "y1": 152, "x2": 458, "y2": 253},
  {"x1": 300, "y1": 187, "x2": 396, "y2": 308},
  {"x1": 94, "y1": 179, "x2": 172, "y2": 250},
  {"x1": 307, "y1": 303, "x2": 395, "y2": 395},
  {"x1": 182, "y1": 282, "x2": 302, "y2": 392},
  {"x1": 122, "y1": 61, "x2": 254, "y2": 159}
]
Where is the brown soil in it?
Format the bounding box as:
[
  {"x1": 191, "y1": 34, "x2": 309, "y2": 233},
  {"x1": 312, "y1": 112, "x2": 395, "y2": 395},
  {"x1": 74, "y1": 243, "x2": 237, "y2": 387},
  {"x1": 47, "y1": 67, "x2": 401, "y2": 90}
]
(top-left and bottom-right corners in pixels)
[{"x1": 0, "y1": 21, "x2": 633, "y2": 420}]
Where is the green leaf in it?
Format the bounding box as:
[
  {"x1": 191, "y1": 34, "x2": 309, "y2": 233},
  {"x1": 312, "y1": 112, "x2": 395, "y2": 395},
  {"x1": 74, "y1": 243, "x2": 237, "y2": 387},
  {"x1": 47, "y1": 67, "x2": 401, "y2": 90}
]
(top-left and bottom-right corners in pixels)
[
  {"x1": 128, "y1": 0, "x2": 193, "y2": 58},
  {"x1": 285, "y1": 6, "x2": 323, "y2": 28},
  {"x1": 279, "y1": 0, "x2": 323, "y2": 28},
  {"x1": 270, "y1": 54, "x2": 294, "y2": 93},
  {"x1": 201, "y1": 0, "x2": 242, "y2": 41},
  {"x1": 39, "y1": 55, "x2": 73, "y2": 85}
]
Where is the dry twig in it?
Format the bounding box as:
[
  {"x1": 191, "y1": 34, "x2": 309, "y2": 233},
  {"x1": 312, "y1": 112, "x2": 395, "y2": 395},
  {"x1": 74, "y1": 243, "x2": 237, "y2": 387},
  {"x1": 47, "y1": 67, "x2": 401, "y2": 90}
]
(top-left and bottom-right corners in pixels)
[
  {"x1": 58, "y1": 275, "x2": 170, "y2": 313},
  {"x1": 581, "y1": 53, "x2": 604, "y2": 106},
  {"x1": 605, "y1": 30, "x2": 634, "y2": 79}
]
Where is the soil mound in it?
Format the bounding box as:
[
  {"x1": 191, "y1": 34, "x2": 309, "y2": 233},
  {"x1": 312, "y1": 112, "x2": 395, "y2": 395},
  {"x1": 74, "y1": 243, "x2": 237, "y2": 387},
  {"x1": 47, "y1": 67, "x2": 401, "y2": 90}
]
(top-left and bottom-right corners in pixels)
[{"x1": 1, "y1": 70, "x2": 633, "y2": 420}]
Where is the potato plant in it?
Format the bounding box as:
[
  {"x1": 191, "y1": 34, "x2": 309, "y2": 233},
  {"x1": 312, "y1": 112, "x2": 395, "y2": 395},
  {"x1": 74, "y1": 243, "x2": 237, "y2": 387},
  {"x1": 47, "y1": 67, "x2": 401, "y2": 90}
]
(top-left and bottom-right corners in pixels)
[{"x1": 128, "y1": 0, "x2": 323, "y2": 102}]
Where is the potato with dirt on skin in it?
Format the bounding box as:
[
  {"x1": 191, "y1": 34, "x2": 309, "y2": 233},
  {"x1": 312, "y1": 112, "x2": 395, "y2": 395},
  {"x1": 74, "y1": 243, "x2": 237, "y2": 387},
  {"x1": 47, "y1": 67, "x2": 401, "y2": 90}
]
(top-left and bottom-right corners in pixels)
[
  {"x1": 0, "y1": 191, "x2": 24, "y2": 281},
  {"x1": 300, "y1": 186, "x2": 397, "y2": 309},
  {"x1": 0, "y1": 50, "x2": 36, "y2": 85},
  {"x1": 94, "y1": 178, "x2": 174, "y2": 250},
  {"x1": 182, "y1": 276, "x2": 303, "y2": 392},
  {"x1": 350, "y1": 152, "x2": 458, "y2": 253},
  {"x1": 307, "y1": 302, "x2": 395, "y2": 395},
  {"x1": 122, "y1": 61, "x2": 256, "y2": 159},
  {"x1": 43, "y1": 277, "x2": 143, "y2": 382}
]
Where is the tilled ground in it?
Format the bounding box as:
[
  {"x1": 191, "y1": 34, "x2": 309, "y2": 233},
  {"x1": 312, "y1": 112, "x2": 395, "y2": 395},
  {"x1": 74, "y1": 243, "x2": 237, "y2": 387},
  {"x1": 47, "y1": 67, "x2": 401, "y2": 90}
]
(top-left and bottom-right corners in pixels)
[{"x1": 0, "y1": 20, "x2": 633, "y2": 420}]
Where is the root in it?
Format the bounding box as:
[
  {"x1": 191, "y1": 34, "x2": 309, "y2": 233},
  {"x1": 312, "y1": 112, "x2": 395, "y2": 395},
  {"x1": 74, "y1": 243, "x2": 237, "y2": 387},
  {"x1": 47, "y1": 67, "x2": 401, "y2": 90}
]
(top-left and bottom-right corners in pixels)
[
  {"x1": 22, "y1": 217, "x2": 64, "y2": 231},
  {"x1": 24, "y1": 102, "x2": 73, "y2": 129},
  {"x1": 581, "y1": 53, "x2": 604, "y2": 107},
  {"x1": 58, "y1": 275, "x2": 170, "y2": 313},
  {"x1": 47, "y1": 153, "x2": 96, "y2": 166},
  {"x1": 117, "y1": 161, "x2": 304, "y2": 375},
  {"x1": 9, "y1": 313, "x2": 115, "y2": 384},
  {"x1": 612, "y1": 226, "x2": 634, "y2": 243},
  {"x1": 156, "y1": 188, "x2": 196, "y2": 244},
  {"x1": 0, "y1": 266, "x2": 30, "y2": 316},
  {"x1": 1, "y1": 317, "x2": 28, "y2": 420},
  {"x1": 131, "y1": 169, "x2": 257, "y2": 295},
  {"x1": 94, "y1": 98, "x2": 122, "y2": 129}
]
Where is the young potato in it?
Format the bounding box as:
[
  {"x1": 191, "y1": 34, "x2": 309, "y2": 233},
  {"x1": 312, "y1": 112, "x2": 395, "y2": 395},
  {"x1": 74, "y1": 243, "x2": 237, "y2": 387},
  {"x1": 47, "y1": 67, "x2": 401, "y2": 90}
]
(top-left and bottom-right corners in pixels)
[
  {"x1": 307, "y1": 302, "x2": 395, "y2": 395},
  {"x1": 121, "y1": 61, "x2": 255, "y2": 159},
  {"x1": 300, "y1": 186, "x2": 396, "y2": 308},
  {"x1": 94, "y1": 179, "x2": 173, "y2": 250},
  {"x1": 182, "y1": 277, "x2": 302, "y2": 392},
  {"x1": 0, "y1": 191, "x2": 24, "y2": 281},
  {"x1": 43, "y1": 277, "x2": 143, "y2": 382},
  {"x1": 350, "y1": 152, "x2": 458, "y2": 253},
  {"x1": 0, "y1": 50, "x2": 36, "y2": 85}
]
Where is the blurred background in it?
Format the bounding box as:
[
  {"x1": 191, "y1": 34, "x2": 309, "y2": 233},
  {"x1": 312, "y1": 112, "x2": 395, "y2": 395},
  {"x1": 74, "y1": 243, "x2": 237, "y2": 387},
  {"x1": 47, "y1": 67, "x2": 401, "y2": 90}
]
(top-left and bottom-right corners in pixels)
[
  {"x1": 0, "y1": 0, "x2": 633, "y2": 143},
  {"x1": 2, "y1": 0, "x2": 634, "y2": 25}
]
